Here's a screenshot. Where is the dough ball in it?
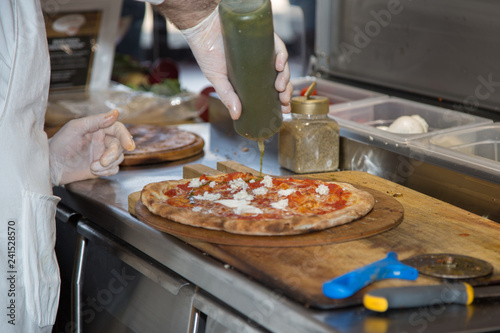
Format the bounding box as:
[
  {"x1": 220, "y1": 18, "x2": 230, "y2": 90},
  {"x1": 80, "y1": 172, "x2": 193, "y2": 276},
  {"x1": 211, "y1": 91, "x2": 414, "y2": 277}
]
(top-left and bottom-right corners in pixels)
[{"x1": 384, "y1": 115, "x2": 429, "y2": 134}]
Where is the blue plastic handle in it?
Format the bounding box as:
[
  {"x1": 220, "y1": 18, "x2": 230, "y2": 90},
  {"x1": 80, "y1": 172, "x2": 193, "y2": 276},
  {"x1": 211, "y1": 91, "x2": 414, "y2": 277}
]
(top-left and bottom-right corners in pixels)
[{"x1": 323, "y1": 252, "x2": 419, "y2": 299}]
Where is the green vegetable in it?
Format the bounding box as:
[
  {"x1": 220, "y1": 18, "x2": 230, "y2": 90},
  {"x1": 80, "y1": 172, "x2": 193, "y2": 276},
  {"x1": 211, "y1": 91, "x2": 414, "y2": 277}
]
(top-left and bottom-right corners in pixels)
[
  {"x1": 112, "y1": 54, "x2": 185, "y2": 97},
  {"x1": 148, "y1": 79, "x2": 184, "y2": 96}
]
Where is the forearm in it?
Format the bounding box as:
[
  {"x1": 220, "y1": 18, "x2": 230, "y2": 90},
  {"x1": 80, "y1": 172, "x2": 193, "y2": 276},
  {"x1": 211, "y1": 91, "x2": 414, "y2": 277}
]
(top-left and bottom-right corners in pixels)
[{"x1": 154, "y1": 0, "x2": 219, "y2": 30}]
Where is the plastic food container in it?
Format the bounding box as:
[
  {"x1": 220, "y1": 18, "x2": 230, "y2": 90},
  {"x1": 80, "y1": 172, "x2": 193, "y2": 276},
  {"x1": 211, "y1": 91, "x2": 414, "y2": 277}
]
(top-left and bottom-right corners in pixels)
[
  {"x1": 410, "y1": 124, "x2": 500, "y2": 177},
  {"x1": 428, "y1": 124, "x2": 500, "y2": 160},
  {"x1": 291, "y1": 77, "x2": 387, "y2": 110},
  {"x1": 415, "y1": 123, "x2": 500, "y2": 163},
  {"x1": 330, "y1": 97, "x2": 493, "y2": 145}
]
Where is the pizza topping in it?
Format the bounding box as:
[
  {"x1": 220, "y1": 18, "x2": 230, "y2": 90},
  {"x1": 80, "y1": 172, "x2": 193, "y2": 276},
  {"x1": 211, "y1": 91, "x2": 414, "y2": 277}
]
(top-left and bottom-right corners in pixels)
[
  {"x1": 151, "y1": 172, "x2": 364, "y2": 221},
  {"x1": 234, "y1": 205, "x2": 263, "y2": 215},
  {"x1": 229, "y1": 178, "x2": 248, "y2": 192},
  {"x1": 215, "y1": 199, "x2": 264, "y2": 215},
  {"x1": 271, "y1": 199, "x2": 288, "y2": 210},
  {"x1": 215, "y1": 199, "x2": 249, "y2": 208},
  {"x1": 192, "y1": 192, "x2": 221, "y2": 201},
  {"x1": 252, "y1": 186, "x2": 268, "y2": 196},
  {"x1": 233, "y1": 189, "x2": 254, "y2": 201},
  {"x1": 262, "y1": 175, "x2": 273, "y2": 187},
  {"x1": 316, "y1": 184, "x2": 329, "y2": 195},
  {"x1": 188, "y1": 178, "x2": 205, "y2": 188},
  {"x1": 278, "y1": 188, "x2": 296, "y2": 197},
  {"x1": 184, "y1": 174, "x2": 353, "y2": 218},
  {"x1": 165, "y1": 188, "x2": 178, "y2": 197}
]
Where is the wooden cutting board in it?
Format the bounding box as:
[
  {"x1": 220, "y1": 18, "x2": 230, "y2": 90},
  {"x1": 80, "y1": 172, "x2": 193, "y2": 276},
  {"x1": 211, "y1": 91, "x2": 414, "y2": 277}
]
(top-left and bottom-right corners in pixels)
[
  {"x1": 129, "y1": 161, "x2": 500, "y2": 309},
  {"x1": 122, "y1": 124, "x2": 204, "y2": 166}
]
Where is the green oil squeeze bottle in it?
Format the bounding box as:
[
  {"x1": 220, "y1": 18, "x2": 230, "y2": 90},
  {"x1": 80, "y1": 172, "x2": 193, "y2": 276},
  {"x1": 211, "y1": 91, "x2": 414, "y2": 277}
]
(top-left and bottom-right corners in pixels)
[{"x1": 219, "y1": 0, "x2": 282, "y2": 142}]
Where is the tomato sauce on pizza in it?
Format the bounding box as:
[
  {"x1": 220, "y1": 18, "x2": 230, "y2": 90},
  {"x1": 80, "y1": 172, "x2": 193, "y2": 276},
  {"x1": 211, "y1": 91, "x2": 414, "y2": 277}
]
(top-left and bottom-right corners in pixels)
[{"x1": 163, "y1": 172, "x2": 350, "y2": 220}]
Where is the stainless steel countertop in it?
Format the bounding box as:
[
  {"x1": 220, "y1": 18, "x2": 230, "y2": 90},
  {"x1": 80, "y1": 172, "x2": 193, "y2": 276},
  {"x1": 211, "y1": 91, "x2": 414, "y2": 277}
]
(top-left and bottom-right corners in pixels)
[{"x1": 55, "y1": 122, "x2": 500, "y2": 333}]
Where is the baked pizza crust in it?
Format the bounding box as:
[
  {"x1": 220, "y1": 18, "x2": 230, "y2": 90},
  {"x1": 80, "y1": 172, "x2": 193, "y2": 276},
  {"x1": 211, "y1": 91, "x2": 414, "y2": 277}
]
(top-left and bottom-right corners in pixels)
[{"x1": 141, "y1": 175, "x2": 375, "y2": 236}]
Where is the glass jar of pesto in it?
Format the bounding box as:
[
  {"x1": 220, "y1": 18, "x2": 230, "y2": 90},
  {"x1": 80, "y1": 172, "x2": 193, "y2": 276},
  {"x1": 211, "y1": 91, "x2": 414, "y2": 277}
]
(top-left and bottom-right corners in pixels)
[
  {"x1": 279, "y1": 83, "x2": 339, "y2": 173},
  {"x1": 219, "y1": 0, "x2": 282, "y2": 141}
]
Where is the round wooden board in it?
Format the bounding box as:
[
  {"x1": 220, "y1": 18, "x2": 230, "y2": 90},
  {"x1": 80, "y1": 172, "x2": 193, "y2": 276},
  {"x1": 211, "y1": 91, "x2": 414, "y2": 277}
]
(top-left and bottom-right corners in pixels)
[
  {"x1": 134, "y1": 185, "x2": 404, "y2": 247},
  {"x1": 122, "y1": 125, "x2": 205, "y2": 166}
]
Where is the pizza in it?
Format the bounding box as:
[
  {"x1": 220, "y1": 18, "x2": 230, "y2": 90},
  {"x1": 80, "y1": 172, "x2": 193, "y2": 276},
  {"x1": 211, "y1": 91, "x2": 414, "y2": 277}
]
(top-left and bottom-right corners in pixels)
[
  {"x1": 122, "y1": 124, "x2": 204, "y2": 166},
  {"x1": 141, "y1": 172, "x2": 375, "y2": 236},
  {"x1": 125, "y1": 124, "x2": 197, "y2": 155}
]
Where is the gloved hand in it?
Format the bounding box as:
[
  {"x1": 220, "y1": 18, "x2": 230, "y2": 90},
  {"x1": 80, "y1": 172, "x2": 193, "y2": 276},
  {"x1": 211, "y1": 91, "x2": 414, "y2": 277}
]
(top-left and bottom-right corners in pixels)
[
  {"x1": 49, "y1": 109, "x2": 135, "y2": 186},
  {"x1": 180, "y1": 6, "x2": 293, "y2": 120}
]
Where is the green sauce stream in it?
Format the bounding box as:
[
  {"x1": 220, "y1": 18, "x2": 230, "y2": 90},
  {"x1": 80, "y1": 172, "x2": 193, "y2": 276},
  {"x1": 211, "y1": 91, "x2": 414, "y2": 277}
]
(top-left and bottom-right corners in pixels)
[{"x1": 258, "y1": 139, "x2": 265, "y2": 179}]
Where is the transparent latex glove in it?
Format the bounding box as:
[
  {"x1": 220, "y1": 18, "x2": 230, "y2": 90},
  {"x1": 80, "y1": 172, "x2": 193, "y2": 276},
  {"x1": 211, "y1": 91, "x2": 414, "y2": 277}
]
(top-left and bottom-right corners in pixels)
[
  {"x1": 49, "y1": 109, "x2": 135, "y2": 186},
  {"x1": 180, "y1": 6, "x2": 293, "y2": 120}
]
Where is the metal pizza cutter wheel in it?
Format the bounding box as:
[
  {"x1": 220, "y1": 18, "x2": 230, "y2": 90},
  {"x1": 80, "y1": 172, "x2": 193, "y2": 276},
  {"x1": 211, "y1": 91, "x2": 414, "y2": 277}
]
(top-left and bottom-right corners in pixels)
[{"x1": 401, "y1": 253, "x2": 493, "y2": 279}]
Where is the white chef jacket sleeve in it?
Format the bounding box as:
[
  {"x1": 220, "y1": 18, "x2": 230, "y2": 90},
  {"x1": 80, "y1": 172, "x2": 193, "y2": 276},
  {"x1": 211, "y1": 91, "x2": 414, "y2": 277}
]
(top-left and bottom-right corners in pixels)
[
  {"x1": 0, "y1": 0, "x2": 15, "y2": 112},
  {"x1": 0, "y1": 0, "x2": 61, "y2": 332}
]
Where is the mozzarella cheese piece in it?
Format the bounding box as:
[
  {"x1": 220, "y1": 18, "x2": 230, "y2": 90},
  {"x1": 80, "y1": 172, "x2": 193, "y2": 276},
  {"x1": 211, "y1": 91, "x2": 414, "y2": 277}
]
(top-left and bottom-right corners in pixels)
[
  {"x1": 316, "y1": 184, "x2": 329, "y2": 195},
  {"x1": 188, "y1": 178, "x2": 205, "y2": 188},
  {"x1": 252, "y1": 186, "x2": 268, "y2": 196},
  {"x1": 215, "y1": 199, "x2": 248, "y2": 208},
  {"x1": 262, "y1": 176, "x2": 273, "y2": 188},
  {"x1": 278, "y1": 189, "x2": 296, "y2": 196},
  {"x1": 215, "y1": 199, "x2": 264, "y2": 215},
  {"x1": 233, "y1": 189, "x2": 254, "y2": 201},
  {"x1": 229, "y1": 178, "x2": 248, "y2": 192},
  {"x1": 271, "y1": 199, "x2": 288, "y2": 210},
  {"x1": 234, "y1": 205, "x2": 264, "y2": 215},
  {"x1": 193, "y1": 192, "x2": 221, "y2": 201}
]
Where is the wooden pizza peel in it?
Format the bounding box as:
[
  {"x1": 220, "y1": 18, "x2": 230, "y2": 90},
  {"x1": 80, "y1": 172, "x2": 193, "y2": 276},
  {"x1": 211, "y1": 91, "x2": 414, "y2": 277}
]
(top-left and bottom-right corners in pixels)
[
  {"x1": 128, "y1": 161, "x2": 500, "y2": 309},
  {"x1": 128, "y1": 162, "x2": 404, "y2": 247}
]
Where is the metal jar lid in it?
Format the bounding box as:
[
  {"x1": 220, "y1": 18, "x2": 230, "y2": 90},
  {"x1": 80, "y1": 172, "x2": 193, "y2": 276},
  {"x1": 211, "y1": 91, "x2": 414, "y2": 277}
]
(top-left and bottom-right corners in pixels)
[{"x1": 291, "y1": 82, "x2": 329, "y2": 115}]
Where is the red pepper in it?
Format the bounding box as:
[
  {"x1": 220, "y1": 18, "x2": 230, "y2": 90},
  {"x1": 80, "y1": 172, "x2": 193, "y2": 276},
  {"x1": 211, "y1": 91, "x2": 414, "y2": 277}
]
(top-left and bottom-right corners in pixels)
[{"x1": 300, "y1": 87, "x2": 317, "y2": 96}]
